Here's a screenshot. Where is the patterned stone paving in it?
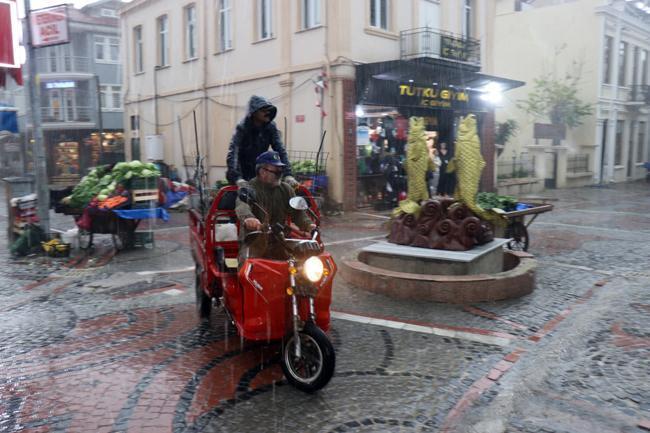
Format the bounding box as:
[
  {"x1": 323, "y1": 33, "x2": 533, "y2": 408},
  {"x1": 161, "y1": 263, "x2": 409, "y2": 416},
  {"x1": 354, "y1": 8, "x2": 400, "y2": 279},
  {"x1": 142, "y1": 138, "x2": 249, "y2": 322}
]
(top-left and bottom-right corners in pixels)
[{"x1": 0, "y1": 182, "x2": 649, "y2": 432}]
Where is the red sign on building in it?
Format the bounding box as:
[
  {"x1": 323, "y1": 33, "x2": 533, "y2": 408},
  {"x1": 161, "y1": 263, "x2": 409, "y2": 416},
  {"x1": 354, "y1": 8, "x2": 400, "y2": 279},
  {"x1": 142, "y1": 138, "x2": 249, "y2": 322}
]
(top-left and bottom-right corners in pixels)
[
  {"x1": 295, "y1": 115, "x2": 305, "y2": 123},
  {"x1": 30, "y1": 4, "x2": 70, "y2": 48}
]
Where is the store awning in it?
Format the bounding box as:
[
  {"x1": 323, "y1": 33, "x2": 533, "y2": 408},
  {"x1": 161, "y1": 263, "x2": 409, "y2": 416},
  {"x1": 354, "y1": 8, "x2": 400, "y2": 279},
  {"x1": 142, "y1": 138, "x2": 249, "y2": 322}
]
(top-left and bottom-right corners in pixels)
[{"x1": 356, "y1": 59, "x2": 524, "y2": 112}]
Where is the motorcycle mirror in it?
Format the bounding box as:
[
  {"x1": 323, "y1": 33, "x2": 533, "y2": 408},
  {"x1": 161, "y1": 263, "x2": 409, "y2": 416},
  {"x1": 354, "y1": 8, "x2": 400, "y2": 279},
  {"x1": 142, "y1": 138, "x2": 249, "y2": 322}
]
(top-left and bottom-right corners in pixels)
[
  {"x1": 289, "y1": 196, "x2": 309, "y2": 211},
  {"x1": 238, "y1": 187, "x2": 257, "y2": 204}
]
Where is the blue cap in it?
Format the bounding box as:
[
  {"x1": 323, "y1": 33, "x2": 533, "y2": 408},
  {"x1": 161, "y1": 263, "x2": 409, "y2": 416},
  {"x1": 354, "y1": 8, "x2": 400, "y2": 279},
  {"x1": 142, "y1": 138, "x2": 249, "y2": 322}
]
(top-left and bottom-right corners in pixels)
[{"x1": 255, "y1": 150, "x2": 285, "y2": 167}]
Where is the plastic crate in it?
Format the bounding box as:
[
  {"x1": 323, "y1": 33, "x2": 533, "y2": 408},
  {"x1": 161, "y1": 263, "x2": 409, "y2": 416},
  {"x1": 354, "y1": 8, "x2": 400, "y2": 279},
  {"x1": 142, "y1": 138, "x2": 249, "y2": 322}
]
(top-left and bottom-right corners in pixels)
[{"x1": 130, "y1": 176, "x2": 160, "y2": 190}]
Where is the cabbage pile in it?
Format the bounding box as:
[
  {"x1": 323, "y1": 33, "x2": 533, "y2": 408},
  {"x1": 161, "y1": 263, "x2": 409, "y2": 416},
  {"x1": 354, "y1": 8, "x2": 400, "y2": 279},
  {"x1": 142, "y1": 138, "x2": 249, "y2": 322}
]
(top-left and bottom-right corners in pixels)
[{"x1": 66, "y1": 161, "x2": 161, "y2": 208}]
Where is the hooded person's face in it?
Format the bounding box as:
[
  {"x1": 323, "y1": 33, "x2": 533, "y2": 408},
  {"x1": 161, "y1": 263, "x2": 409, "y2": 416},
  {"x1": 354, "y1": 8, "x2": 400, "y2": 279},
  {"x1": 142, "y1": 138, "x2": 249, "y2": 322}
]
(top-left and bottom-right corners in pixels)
[{"x1": 253, "y1": 107, "x2": 273, "y2": 124}]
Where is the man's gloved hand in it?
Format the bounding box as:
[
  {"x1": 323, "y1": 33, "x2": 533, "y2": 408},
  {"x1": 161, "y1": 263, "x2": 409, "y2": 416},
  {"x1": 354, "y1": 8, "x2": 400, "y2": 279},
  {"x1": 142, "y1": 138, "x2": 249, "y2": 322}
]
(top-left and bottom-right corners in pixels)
[
  {"x1": 283, "y1": 176, "x2": 300, "y2": 189},
  {"x1": 236, "y1": 179, "x2": 249, "y2": 189}
]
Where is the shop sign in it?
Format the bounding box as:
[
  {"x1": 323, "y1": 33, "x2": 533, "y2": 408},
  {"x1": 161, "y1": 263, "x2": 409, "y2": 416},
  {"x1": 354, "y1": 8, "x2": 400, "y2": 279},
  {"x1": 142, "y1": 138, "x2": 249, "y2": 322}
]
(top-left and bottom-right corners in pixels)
[
  {"x1": 30, "y1": 5, "x2": 69, "y2": 48},
  {"x1": 295, "y1": 114, "x2": 305, "y2": 123},
  {"x1": 46, "y1": 81, "x2": 75, "y2": 89},
  {"x1": 398, "y1": 84, "x2": 470, "y2": 109},
  {"x1": 440, "y1": 36, "x2": 471, "y2": 62}
]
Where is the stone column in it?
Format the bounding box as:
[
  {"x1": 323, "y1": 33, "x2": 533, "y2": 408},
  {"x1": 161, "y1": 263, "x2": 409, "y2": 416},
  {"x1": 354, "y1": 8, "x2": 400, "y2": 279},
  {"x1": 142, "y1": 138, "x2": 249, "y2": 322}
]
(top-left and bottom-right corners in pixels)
[
  {"x1": 341, "y1": 79, "x2": 357, "y2": 211},
  {"x1": 555, "y1": 146, "x2": 569, "y2": 188}
]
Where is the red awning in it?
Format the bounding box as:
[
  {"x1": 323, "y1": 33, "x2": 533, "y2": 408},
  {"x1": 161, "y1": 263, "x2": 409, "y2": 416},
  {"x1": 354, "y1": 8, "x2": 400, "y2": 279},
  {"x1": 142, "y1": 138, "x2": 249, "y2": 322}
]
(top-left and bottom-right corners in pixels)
[{"x1": 0, "y1": 0, "x2": 22, "y2": 88}]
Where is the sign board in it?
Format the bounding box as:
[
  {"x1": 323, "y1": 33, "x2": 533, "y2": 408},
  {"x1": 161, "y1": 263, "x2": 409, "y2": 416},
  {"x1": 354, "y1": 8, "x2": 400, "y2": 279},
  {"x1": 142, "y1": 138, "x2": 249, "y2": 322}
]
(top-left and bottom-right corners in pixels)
[
  {"x1": 397, "y1": 83, "x2": 471, "y2": 109},
  {"x1": 46, "y1": 81, "x2": 75, "y2": 89},
  {"x1": 440, "y1": 36, "x2": 470, "y2": 62},
  {"x1": 0, "y1": 0, "x2": 20, "y2": 68},
  {"x1": 534, "y1": 123, "x2": 566, "y2": 140},
  {"x1": 295, "y1": 114, "x2": 305, "y2": 123},
  {"x1": 30, "y1": 5, "x2": 70, "y2": 48}
]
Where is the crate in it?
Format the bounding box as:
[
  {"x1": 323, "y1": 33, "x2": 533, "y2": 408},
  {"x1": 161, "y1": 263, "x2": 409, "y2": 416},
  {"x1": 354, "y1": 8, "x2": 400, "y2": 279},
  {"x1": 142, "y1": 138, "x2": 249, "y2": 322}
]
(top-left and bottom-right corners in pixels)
[
  {"x1": 132, "y1": 189, "x2": 158, "y2": 209},
  {"x1": 130, "y1": 176, "x2": 159, "y2": 190}
]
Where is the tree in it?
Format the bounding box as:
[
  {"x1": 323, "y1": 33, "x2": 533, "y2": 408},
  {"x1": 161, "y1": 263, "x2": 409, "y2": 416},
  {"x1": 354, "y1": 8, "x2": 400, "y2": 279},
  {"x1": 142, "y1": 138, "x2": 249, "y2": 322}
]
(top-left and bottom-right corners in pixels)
[{"x1": 517, "y1": 61, "x2": 593, "y2": 129}]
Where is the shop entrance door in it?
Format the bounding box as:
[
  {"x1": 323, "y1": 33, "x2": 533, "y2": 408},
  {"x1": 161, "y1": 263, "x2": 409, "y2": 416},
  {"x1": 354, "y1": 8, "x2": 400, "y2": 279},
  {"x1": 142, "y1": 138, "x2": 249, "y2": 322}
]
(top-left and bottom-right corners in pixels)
[
  {"x1": 545, "y1": 151, "x2": 557, "y2": 189},
  {"x1": 419, "y1": 0, "x2": 440, "y2": 55}
]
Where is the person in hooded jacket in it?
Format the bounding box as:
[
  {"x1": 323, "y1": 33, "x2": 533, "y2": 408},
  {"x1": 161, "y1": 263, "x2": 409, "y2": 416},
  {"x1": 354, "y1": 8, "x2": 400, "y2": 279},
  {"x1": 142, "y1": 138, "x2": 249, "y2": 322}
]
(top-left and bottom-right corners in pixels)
[{"x1": 226, "y1": 95, "x2": 298, "y2": 188}]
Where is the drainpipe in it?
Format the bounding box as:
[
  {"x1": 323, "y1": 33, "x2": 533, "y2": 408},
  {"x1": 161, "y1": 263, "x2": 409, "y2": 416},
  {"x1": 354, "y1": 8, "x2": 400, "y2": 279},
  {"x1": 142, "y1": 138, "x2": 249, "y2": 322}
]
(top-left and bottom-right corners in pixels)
[
  {"x1": 95, "y1": 74, "x2": 104, "y2": 163},
  {"x1": 202, "y1": 0, "x2": 209, "y2": 182}
]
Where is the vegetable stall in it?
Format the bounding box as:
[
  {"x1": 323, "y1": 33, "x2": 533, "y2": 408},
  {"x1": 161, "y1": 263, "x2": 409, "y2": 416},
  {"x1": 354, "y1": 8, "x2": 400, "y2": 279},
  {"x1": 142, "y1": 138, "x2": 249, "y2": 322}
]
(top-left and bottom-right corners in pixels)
[
  {"x1": 56, "y1": 160, "x2": 169, "y2": 251},
  {"x1": 477, "y1": 192, "x2": 554, "y2": 252}
]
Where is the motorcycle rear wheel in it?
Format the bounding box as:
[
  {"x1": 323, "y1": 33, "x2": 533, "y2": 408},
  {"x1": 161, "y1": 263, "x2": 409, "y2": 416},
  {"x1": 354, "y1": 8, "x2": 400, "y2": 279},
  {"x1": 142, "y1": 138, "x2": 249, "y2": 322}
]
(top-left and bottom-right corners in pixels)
[
  {"x1": 195, "y1": 266, "x2": 211, "y2": 319},
  {"x1": 281, "y1": 321, "x2": 335, "y2": 392}
]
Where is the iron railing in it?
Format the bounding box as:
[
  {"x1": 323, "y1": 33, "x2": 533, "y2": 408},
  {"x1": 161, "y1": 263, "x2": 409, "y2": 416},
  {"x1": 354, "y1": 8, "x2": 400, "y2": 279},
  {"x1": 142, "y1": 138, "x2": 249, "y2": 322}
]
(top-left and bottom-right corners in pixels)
[
  {"x1": 497, "y1": 154, "x2": 535, "y2": 180},
  {"x1": 630, "y1": 85, "x2": 650, "y2": 105},
  {"x1": 35, "y1": 56, "x2": 91, "y2": 74},
  {"x1": 40, "y1": 106, "x2": 95, "y2": 123},
  {"x1": 400, "y1": 27, "x2": 481, "y2": 66},
  {"x1": 567, "y1": 154, "x2": 589, "y2": 174}
]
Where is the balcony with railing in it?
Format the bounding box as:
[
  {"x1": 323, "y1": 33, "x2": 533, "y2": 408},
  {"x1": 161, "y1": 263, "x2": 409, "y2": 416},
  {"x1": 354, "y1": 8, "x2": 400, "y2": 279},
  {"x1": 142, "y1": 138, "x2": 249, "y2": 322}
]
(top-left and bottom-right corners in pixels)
[
  {"x1": 400, "y1": 28, "x2": 481, "y2": 67},
  {"x1": 35, "y1": 56, "x2": 92, "y2": 74},
  {"x1": 40, "y1": 106, "x2": 96, "y2": 124},
  {"x1": 630, "y1": 85, "x2": 650, "y2": 105}
]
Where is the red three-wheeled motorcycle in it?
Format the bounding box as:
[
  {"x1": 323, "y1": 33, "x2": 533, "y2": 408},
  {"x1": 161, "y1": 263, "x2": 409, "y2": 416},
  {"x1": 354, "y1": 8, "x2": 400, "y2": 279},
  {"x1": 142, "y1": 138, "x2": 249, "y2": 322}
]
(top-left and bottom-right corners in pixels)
[{"x1": 189, "y1": 185, "x2": 337, "y2": 392}]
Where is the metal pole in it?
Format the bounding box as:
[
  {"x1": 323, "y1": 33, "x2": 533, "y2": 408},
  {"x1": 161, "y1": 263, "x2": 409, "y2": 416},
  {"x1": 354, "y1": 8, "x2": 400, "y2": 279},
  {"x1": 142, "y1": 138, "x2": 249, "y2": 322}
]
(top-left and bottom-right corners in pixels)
[
  {"x1": 95, "y1": 74, "x2": 103, "y2": 164},
  {"x1": 24, "y1": 0, "x2": 50, "y2": 234}
]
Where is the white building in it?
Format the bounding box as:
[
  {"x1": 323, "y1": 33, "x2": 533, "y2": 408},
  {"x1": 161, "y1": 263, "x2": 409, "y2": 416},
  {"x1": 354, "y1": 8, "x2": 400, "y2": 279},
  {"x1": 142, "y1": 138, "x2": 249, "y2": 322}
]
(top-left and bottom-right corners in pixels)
[
  {"x1": 121, "y1": 0, "x2": 520, "y2": 209},
  {"x1": 494, "y1": 0, "x2": 650, "y2": 189}
]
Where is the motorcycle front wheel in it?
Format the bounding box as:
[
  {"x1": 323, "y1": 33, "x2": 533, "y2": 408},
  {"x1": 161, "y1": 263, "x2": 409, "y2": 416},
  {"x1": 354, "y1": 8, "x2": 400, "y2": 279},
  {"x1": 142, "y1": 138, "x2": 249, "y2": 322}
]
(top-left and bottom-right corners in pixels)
[{"x1": 281, "y1": 321, "x2": 335, "y2": 392}]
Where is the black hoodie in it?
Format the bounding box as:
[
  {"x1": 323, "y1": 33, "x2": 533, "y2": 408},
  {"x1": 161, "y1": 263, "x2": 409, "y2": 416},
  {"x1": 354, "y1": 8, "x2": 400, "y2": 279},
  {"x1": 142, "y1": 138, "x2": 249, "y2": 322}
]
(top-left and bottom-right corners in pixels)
[{"x1": 226, "y1": 95, "x2": 292, "y2": 184}]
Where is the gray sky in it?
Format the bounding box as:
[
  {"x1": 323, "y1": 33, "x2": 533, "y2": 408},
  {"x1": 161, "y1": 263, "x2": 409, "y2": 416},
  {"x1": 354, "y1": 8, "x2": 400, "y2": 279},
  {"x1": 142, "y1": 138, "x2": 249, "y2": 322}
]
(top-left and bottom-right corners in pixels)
[{"x1": 30, "y1": 0, "x2": 131, "y2": 10}]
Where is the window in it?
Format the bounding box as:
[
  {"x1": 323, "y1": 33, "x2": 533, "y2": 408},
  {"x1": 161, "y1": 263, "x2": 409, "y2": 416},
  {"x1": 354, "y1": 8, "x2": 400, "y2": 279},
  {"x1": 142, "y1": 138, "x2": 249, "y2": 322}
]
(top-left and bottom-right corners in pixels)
[
  {"x1": 258, "y1": 0, "x2": 273, "y2": 40},
  {"x1": 618, "y1": 41, "x2": 627, "y2": 86},
  {"x1": 302, "y1": 0, "x2": 321, "y2": 29},
  {"x1": 603, "y1": 36, "x2": 613, "y2": 84},
  {"x1": 185, "y1": 4, "x2": 198, "y2": 58},
  {"x1": 100, "y1": 85, "x2": 122, "y2": 110},
  {"x1": 218, "y1": 0, "x2": 232, "y2": 51},
  {"x1": 638, "y1": 122, "x2": 646, "y2": 163},
  {"x1": 370, "y1": 0, "x2": 388, "y2": 30},
  {"x1": 462, "y1": 0, "x2": 472, "y2": 39},
  {"x1": 95, "y1": 36, "x2": 120, "y2": 63},
  {"x1": 101, "y1": 8, "x2": 117, "y2": 17},
  {"x1": 615, "y1": 120, "x2": 624, "y2": 165},
  {"x1": 632, "y1": 46, "x2": 639, "y2": 86},
  {"x1": 157, "y1": 15, "x2": 169, "y2": 66},
  {"x1": 642, "y1": 49, "x2": 648, "y2": 86},
  {"x1": 133, "y1": 26, "x2": 143, "y2": 73}
]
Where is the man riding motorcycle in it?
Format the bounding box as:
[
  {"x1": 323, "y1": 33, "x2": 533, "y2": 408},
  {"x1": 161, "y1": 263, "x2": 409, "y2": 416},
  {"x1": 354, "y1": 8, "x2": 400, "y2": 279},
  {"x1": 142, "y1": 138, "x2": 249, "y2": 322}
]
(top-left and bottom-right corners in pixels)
[
  {"x1": 226, "y1": 96, "x2": 299, "y2": 189},
  {"x1": 235, "y1": 151, "x2": 316, "y2": 262}
]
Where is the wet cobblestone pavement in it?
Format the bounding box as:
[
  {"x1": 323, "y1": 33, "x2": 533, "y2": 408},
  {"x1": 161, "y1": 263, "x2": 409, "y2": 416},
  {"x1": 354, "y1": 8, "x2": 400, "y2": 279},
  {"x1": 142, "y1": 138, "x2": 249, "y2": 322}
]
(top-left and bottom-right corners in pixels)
[{"x1": 0, "y1": 181, "x2": 649, "y2": 432}]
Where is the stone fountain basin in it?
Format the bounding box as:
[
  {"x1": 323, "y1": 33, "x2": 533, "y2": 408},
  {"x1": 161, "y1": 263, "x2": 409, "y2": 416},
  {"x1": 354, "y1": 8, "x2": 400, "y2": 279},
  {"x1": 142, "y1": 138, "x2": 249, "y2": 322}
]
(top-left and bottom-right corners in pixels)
[{"x1": 340, "y1": 240, "x2": 536, "y2": 304}]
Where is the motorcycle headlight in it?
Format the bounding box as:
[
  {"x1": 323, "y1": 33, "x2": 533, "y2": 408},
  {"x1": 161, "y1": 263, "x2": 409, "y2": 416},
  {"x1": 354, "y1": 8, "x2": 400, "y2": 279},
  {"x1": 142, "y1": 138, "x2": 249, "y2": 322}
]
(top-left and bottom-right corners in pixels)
[{"x1": 303, "y1": 256, "x2": 324, "y2": 282}]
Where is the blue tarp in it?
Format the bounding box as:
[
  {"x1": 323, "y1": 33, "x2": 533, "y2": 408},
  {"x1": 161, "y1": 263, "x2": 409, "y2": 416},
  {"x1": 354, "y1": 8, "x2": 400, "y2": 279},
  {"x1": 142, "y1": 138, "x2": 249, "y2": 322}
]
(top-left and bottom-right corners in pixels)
[
  {"x1": 112, "y1": 207, "x2": 169, "y2": 222},
  {"x1": 0, "y1": 110, "x2": 18, "y2": 133},
  {"x1": 163, "y1": 190, "x2": 188, "y2": 208}
]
